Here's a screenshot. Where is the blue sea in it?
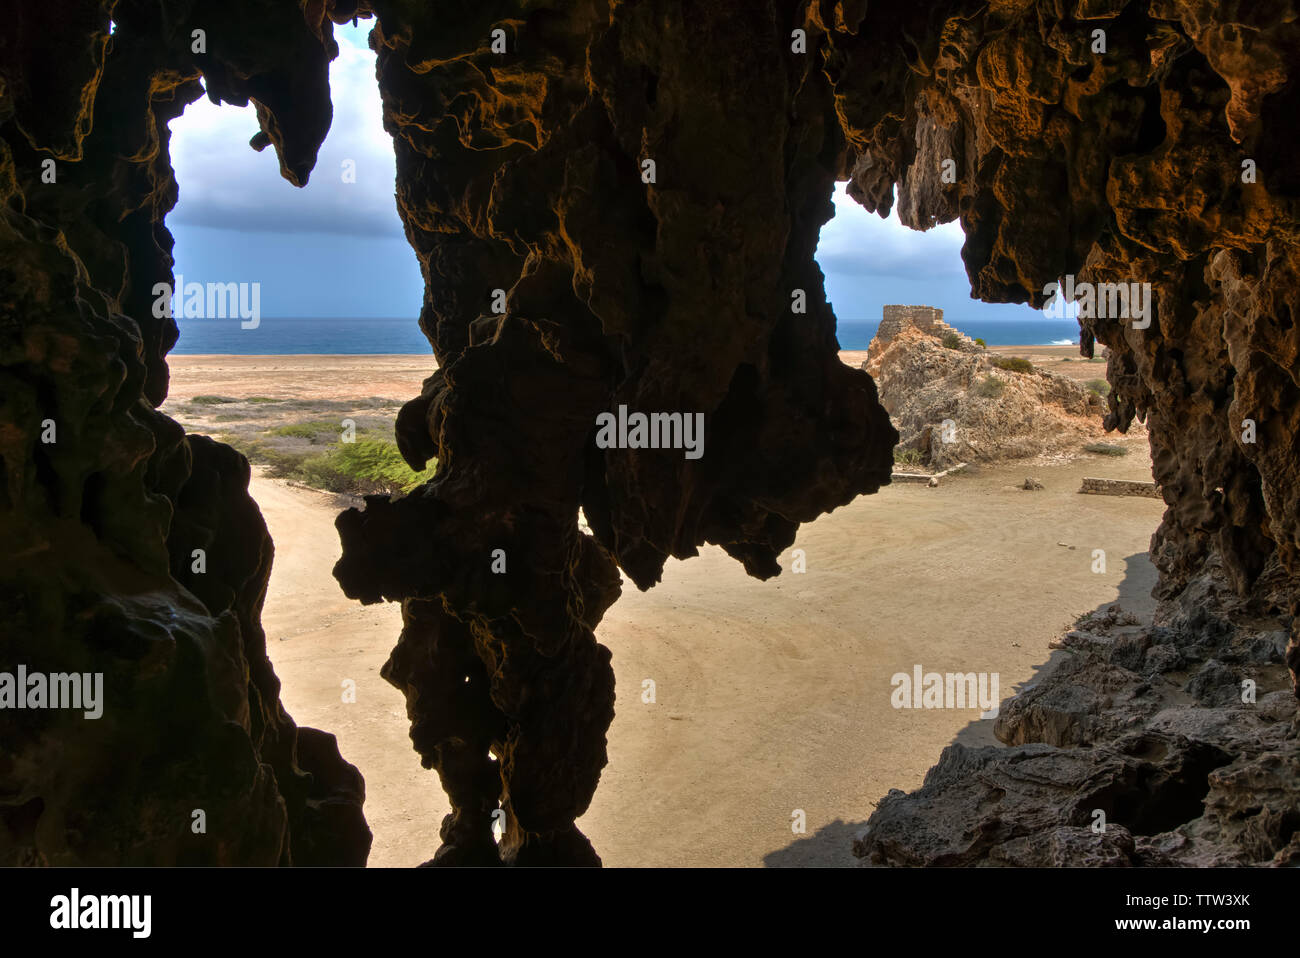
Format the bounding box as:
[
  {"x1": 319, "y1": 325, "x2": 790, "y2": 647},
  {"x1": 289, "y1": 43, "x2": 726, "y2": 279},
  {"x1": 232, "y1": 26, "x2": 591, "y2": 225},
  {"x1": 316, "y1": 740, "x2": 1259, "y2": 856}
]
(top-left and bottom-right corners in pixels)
[
  {"x1": 172, "y1": 316, "x2": 434, "y2": 354},
  {"x1": 171, "y1": 316, "x2": 1081, "y2": 355}
]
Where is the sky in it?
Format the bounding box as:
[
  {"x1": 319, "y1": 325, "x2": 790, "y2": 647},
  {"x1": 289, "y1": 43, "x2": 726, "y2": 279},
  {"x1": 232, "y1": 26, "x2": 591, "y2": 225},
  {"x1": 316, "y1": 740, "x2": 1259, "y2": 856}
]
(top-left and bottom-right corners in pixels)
[
  {"x1": 168, "y1": 23, "x2": 423, "y2": 318},
  {"x1": 167, "y1": 21, "x2": 1043, "y2": 325}
]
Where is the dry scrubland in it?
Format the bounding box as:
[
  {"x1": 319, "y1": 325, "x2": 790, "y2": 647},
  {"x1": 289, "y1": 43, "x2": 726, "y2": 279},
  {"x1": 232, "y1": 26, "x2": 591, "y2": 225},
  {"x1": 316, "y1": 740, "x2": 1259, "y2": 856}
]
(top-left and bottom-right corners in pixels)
[
  {"x1": 160, "y1": 358, "x2": 433, "y2": 494},
  {"x1": 165, "y1": 351, "x2": 1163, "y2": 866}
]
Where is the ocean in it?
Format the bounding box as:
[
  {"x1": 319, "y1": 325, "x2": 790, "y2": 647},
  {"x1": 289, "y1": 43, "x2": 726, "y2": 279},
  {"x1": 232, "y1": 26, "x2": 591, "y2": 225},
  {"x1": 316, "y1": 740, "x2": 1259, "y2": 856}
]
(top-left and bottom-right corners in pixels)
[{"x1": 170, "y1": 316, "x2": 1082, "y2": 355}]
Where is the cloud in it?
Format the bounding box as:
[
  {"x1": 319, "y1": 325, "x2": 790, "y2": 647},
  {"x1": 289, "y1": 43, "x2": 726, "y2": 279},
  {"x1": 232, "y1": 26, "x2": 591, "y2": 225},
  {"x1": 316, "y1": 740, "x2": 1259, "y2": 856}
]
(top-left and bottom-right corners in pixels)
[
  {"x1": 817, "y1": 184, "x2": 969, "y2": 279},
  {"x1": 816, "y1": 183, "x2": 1044, "y2": 323},
  {"x1": 168, "y1": 23, "x2": 401, "y2": 238}
]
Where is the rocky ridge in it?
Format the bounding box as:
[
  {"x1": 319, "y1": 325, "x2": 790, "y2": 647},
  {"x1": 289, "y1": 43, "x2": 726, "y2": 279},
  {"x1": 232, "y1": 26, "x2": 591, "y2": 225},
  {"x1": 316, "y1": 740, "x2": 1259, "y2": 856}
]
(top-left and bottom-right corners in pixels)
[{"x1": 867, "y1": 321, "x2": 1111, "y2": 469}]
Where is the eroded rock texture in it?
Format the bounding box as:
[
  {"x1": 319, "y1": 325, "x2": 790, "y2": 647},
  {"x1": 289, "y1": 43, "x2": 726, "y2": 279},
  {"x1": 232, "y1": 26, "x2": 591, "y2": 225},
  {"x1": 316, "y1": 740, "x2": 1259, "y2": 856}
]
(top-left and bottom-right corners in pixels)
[
  {"x1": 0, "y1": 1, "x2": 369, "y2": 864},
  {"x1": 335, "y1": 0, "x2": 1299, "y2": 865},
  {"x1": 331, "y1": 0, "x2": 897, "y2": 865},
  {"x1": 5, "y1": 0, "x2": 1299, "y2": 868},
  {"x1": 823, "y1": 0, "x2": 1300, "y2": 864},
  {"x1": 866, "y1": 319, "x2": 1111, "y2": 469}
]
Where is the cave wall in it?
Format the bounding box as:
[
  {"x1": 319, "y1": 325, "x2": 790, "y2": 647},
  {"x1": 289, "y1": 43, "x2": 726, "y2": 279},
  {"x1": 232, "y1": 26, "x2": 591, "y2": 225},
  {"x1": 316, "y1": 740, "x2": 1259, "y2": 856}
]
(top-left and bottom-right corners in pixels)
[
  {"x1": 331, "y1": 0, "x2": 898, "y2": 864},
  {"x1": 2, "y1": 0, "x2": 1297, "y2": 866},
  {"x1": 0, "y1": 0, "x2": 369, "y2": 865},
  {"x1": 832, "y1": 0, "x2": 1300, "y2": 627},
  {"x1": 823, "y1": 0, "x2": 1300, "y2": 864},
  {"x1": 335, "y1": 0, "x2": 1300, "y2": 865}
]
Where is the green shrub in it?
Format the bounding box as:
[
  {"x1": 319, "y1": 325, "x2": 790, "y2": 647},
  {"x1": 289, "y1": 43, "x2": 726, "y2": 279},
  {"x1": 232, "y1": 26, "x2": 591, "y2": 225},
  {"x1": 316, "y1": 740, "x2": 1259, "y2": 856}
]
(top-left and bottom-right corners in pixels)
[
  {"x1": 190, "y1": 395, "x2": 238, "y2": 405},
  {"x1": 246, "y1": 396, "x2": 283, "y2": 404},
  {"x1": 973, "y1": 375, "x2": 1005, "y2": 398},
  {"x1": 1085, "y1": 378, "x2": 1110, "y2": 397},
  {"x1": 973, "y1": 337, "x2": 987, "y2": 348},
  {"x1": 992, "y1": 356, "x2": 1034, "y2": 374},
  {"x1": 1083, "y1": 442, "x2": 1127, "y2": 457},
  {"x1": 942, "y1": 332, "x2": 962, "y2": 349},
  {"x1": 270, "y1": 420, "x2": 346, "y2": 442},
  {"x1": 294, "y1": 438, "x2": 437, "y2": 494},
  {"x1": 893, "y1": 447, "x2": 923, "y2": 467}
]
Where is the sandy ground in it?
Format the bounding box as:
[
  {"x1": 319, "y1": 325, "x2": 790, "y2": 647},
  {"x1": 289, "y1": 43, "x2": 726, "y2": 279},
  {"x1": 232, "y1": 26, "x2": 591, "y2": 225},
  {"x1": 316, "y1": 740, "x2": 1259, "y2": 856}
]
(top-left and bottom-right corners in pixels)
[
  {"x1": 172, "y1": 353, "x2": 1165, "y2": 867},
  {"x1": 167, "y1": 354, "x2": 435, "y2": 402}
]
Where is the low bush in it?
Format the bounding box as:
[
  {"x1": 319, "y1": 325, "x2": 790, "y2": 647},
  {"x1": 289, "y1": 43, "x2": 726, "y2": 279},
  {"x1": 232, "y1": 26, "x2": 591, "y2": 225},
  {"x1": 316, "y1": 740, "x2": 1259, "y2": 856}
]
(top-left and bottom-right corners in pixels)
[
  {"x1": 222, "y1": 433, "x2": 436, "y2": 495},
  {"x1": 295, "y1": 439, "x2": 437, "y2": 494},
  {"x1": 269, "y1": 420, "x2": 346, "y2": 442},
  {"x1": 992, "y1": 356, "x2": 1034, "y2": 374}
]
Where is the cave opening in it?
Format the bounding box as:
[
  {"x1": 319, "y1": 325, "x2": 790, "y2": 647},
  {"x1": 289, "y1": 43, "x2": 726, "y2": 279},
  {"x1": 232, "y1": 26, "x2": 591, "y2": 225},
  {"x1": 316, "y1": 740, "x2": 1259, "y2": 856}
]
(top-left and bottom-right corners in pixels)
[
  {"x1": 813, "y1": 181, "x2": 1080, "y2": 351},
  {"x1": 5, "y1": 1, "x2": 1297, "y2": 872}
]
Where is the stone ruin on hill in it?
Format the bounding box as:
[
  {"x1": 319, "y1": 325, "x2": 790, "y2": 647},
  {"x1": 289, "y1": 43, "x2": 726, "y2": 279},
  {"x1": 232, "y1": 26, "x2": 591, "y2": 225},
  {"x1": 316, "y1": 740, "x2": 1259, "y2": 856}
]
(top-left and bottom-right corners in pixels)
[{"x1": 866, "y1": 304, "x2": 978, "y2": 366}]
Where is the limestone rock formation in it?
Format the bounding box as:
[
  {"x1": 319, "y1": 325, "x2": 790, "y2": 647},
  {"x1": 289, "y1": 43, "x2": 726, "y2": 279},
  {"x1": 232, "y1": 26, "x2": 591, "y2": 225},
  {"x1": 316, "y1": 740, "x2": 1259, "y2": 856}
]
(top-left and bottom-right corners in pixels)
[
  {"x1": 832, "y1": 0, "x2": 1300, "y2": 866},
  {"x1": 1, "y1": 0, "x2": 369, "y2": 865},
  {"x1": 857, "y1": 579, "x2": 1299, "y2": 866},
  {"x1": 331, "y1": 0, "x2": 898, "y2": 865},
  {"x1": 3, "y1": 0, "x2": 1299, "y2": 868},
  {"x1": 868, "y1": 321, "x2": 1109, "y2": 468}
]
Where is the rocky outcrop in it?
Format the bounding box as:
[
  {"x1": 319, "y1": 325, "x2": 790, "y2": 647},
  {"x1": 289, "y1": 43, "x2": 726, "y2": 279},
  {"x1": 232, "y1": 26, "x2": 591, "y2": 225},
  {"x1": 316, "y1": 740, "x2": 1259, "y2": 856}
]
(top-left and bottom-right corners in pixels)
[
  {"x1": 870, "y1": 324, "x2": 1109, "y2": 468},
  {"x1": 865, "y1": 304, "x2": 979, "y2": 369},
  {"x1": 836, "y1": 0, "x2": 1300, "y2": 622},
  {"x1": 331, "y1": 0, "x2": 898, "y2": 865},
  {"x1": 832, "y1": 0, "x2": 1300, "y2": 867},
  {"x1": 4, "y1": 0, "x2": 1299, "y2": 868},
  {"x1": 857, "y1": 571, "x2": 1300, "y2": 866}
]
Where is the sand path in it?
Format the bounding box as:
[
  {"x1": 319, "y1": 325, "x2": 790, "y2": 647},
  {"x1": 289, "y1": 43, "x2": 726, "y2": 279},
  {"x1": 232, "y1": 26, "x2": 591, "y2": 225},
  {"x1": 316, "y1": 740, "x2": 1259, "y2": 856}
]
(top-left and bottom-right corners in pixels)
[{"x1": 259, "y1": 452, "x2": 1164, "y2": 867}]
